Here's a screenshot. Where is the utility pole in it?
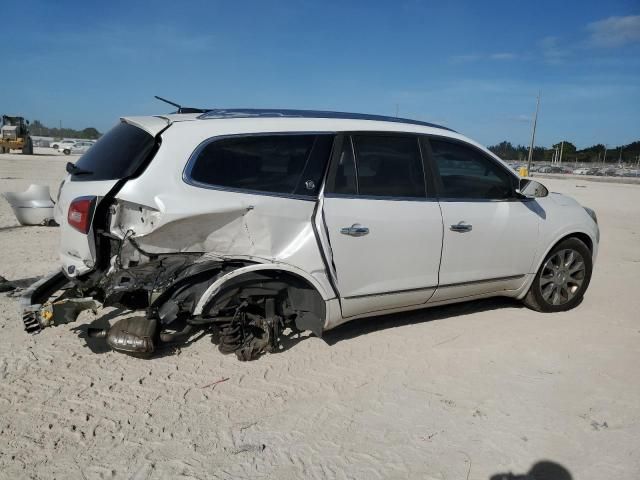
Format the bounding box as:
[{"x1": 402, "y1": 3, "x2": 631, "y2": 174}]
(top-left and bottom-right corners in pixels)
[
  {"x1": 603, "y1": 145, "x2": 607, "y2": 167},
  {"x1": 526, "y1": 92, "x2": 541, "y2": 173},
  {"x1": 559, "y1": 141, "x2": 564, "y2": 165}
]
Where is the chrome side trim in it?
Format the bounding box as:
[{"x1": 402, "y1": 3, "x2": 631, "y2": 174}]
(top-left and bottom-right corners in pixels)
[
  {"x1": 344, "y1": 285, "x2": 437, "y2": 300},
  {"x1": 438, "y1": 274, "x2": 525, "y2": 289},
  {"x1": 324, "y1": 193, "x2": 437, "y2": 202},
  {"x1": 343, "y1": 274, "x2": 526, "y2": 301}
]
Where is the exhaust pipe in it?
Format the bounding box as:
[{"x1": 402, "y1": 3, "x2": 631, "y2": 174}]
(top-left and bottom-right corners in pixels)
[
  {"x1": 87, "y1": 327, "x2": 108, "y2": 338},
  {"x1": 88, "y1": 317, "x2": 158, "y2": 354},
  {"x1": 159, "y1": 324, "x2": 193, "y2": 343},
  {"x1": 87, "y1": 317, "x2": 196, "y2": 356}
]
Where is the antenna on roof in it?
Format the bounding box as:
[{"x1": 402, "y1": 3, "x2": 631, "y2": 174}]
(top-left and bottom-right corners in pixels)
[{"x1": 154, "y1": 96, "x2": 207, "y2": 114}]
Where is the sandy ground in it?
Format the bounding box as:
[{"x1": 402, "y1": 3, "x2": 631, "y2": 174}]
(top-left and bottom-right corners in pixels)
[{"x1": 1, "y1": 150, "x2": 639, "y2": 480}]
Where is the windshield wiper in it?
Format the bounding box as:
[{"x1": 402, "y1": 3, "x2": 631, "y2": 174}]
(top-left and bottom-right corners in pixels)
[{"x1": 66, "y1": 162, "x2": 93, "y2": 176}]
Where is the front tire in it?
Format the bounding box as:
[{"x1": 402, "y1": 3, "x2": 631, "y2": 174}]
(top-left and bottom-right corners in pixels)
[
  {"x1": 63, "y1": 149, "x2": 71, "y2": 155},
  {"x1": 22, "y1": 138, "x2": 34, "y2": 155},
  {"x1": 523, "y1": 237, "x2": 592, "y2": 312}
]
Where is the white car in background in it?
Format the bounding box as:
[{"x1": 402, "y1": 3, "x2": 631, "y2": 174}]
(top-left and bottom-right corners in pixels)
[
  {"x1": 21, "y1": 109, "x2": 600, "y2": 361},
  {"x1": 61, "y1": 140, "x2": 94, "y2": 155},
  {"x1": 53, "y1": 139, "x2": 76, "y2": 152}
]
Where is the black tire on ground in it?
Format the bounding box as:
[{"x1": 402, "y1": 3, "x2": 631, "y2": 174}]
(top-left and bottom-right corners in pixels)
[
  {"x1": 63, "y1": 149, "x2": 71, "y2": 155},
  {"x1": 22, "y1": 138, "x2": 34, "y2": 155},
  {"x1": 51, "y1": 144, "x2": 58, "y2": 149},
  {"x1": 523, "y1": 237, "x2": 593, "y2": 312}
]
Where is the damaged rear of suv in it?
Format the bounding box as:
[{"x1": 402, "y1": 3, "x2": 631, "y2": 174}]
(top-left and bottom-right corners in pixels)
[{"x1": 21, "y1": 112, "x2": 334, "y2": 360}]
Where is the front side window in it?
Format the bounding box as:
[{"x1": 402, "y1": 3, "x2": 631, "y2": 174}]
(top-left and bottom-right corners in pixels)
[
  {"x1": 429, "y1": 139, "x2": 516, "y2": 199},
  {"x1": 187, "y1": 134, "x2": 334, "y2": 197}
]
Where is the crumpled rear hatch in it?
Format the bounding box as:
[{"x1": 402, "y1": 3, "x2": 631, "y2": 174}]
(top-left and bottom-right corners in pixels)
[{"x1": 56, "y1": 118, "x2": 166, "y2": 277}]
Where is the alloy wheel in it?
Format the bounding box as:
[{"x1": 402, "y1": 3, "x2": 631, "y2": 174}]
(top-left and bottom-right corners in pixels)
[{"x1": 539, "y1": 248, "x2": 586, "y2": 306}]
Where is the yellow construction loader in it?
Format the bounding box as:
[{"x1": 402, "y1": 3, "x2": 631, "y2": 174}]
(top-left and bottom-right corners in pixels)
[{"x1": 0, "y1": 115, "x2": 34, "y2": 154}]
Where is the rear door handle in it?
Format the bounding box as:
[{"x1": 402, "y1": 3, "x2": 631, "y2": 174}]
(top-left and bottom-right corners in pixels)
[
  {"x1": 340, "y1": 223, "x2": 370, "y2": 237},
  {"x1": 450, "y1": 221, "x2": 472, "y2": 233}
]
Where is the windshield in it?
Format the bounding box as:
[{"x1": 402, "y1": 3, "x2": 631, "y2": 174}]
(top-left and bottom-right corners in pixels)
[{"x1": 70, "y1": 122, "x2": 155, "y2": 182}]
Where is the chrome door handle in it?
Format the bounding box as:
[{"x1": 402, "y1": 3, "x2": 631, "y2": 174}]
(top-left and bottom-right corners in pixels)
[
  {"x1": 450, "y1": 221, "x2": 472, "y2": 233},
  {"x1": 340, "y1": 223, "x2": 370, "y2": 237}
]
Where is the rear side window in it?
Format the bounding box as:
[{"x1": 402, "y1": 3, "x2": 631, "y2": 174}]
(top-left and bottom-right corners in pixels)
[
  {"x1": 430, "y1": 139, "x2": 516, "y2": 199},
  {"x1": 187, "y1": 134, "x2": 334, "y2": 197},
  {"x1": 353, "y1": 135, "x2": 425, "y2": 198},
  {"x1": 326, "y1": 134, "x2": 426, "y2": 198},
  {"x1": 70, "y1": 122, "x2": 155, "y2": 182}
]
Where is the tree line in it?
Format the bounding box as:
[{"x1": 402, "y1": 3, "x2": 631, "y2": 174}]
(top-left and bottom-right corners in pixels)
[
  {"x1": 28, "y1": 120, "x2": 101, "y2": 140},
  {"x1": 488, "y1": 140, "x2": 640, "y2": 164}
]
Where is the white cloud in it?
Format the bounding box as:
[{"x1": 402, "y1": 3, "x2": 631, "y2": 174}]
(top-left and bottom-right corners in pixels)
[
  {"x1": 450, "y1": 52, "x2": 517, "y2": 63},
  {"x1": 587, "y1": 15, "x2": 640, "y2": 47},
  {"x1": 37, "y1": 24, "x2": 216, "y2": 59},
  {"x1": 510, "y1": 114, "x2": 532, "y2": 123},
  {"x1": 539, "y1": 36, "x2": 571, "y2": 64},
  {"x1": 449, "y1": 54, "x2": 482, "y2": 63},
  {"x1": 489, "y1": 52, "x2": 517, "y2": 60}
]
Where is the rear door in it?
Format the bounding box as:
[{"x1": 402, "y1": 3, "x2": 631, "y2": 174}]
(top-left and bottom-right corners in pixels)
[
  {"x1": 321, "y1": 134, "x2": 443, "y2": 318},
  {"x1": 424, "y1": 136, "x2": 541, "y2": 301}
]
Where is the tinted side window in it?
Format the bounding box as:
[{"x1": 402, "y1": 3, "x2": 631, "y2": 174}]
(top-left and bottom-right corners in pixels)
[
  {"x1": 352, "y1": 135, "x2": 425, "y2": 198},
  {"x1": 189, "y1": 134, "x2": 333, "y2": 197},
  {"x1": 70, "y1": 122, "x2": 155, "y2": 182},
  {"x1": 430, "y1": 139, "x2": 515, "y2": 199}
]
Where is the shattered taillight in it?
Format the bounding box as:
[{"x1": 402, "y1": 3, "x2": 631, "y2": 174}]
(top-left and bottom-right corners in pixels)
[{"x1": 68, "y1": 196, "x2": 96, "y2": 234}]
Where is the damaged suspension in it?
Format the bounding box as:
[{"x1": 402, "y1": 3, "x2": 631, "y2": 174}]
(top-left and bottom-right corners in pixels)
[{"x1": 216, "y1": 297, "x2": 283, "y2": 361}]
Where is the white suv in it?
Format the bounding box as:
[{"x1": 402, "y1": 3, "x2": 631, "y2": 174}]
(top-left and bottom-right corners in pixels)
[{"x1": 21, "y1": 109, "x2": 599, "y2": 360}]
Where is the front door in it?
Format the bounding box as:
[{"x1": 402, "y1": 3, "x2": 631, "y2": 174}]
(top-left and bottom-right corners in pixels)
[
  {"x1": 322, "y1": 134, "x2": 443, "y2": 318},
  {"x1": 424, "y1": 137, "x2": 542, "y2": 301}
]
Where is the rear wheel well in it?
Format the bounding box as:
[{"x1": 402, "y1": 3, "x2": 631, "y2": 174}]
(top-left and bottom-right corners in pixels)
[{"x1": 204, "y1": 269, "x2": 327, "y2": 337}]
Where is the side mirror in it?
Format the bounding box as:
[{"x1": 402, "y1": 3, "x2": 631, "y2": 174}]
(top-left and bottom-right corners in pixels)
[{"x1": 516, "y1": 179, "x2": 548, "y2": 199}]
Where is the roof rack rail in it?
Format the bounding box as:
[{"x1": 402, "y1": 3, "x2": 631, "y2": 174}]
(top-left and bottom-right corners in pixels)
[{"x1": 197, "y1": 108, "x2": 454, "y2": 131}]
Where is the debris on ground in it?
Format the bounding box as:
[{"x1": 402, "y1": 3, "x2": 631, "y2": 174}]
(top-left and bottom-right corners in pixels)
[
  {"x1": 200, "y1": 377, "x2": 230, "y2": 389},
  {"x1": 0, "y1": 276, "x2": 16, "y2": 293},
  {"x1": 2, "y1": 184, "x2": 57, "y2": 226}
]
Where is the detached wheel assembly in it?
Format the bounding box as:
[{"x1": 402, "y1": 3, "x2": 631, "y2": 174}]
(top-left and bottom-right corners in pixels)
[{"x1": 524, "y1": 237, "x2": 593, "y2": 312}]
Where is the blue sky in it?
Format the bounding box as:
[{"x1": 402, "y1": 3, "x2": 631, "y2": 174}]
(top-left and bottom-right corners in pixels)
[{"x1": 2, "y1": 0, "x2": 639, "y2": 148}]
